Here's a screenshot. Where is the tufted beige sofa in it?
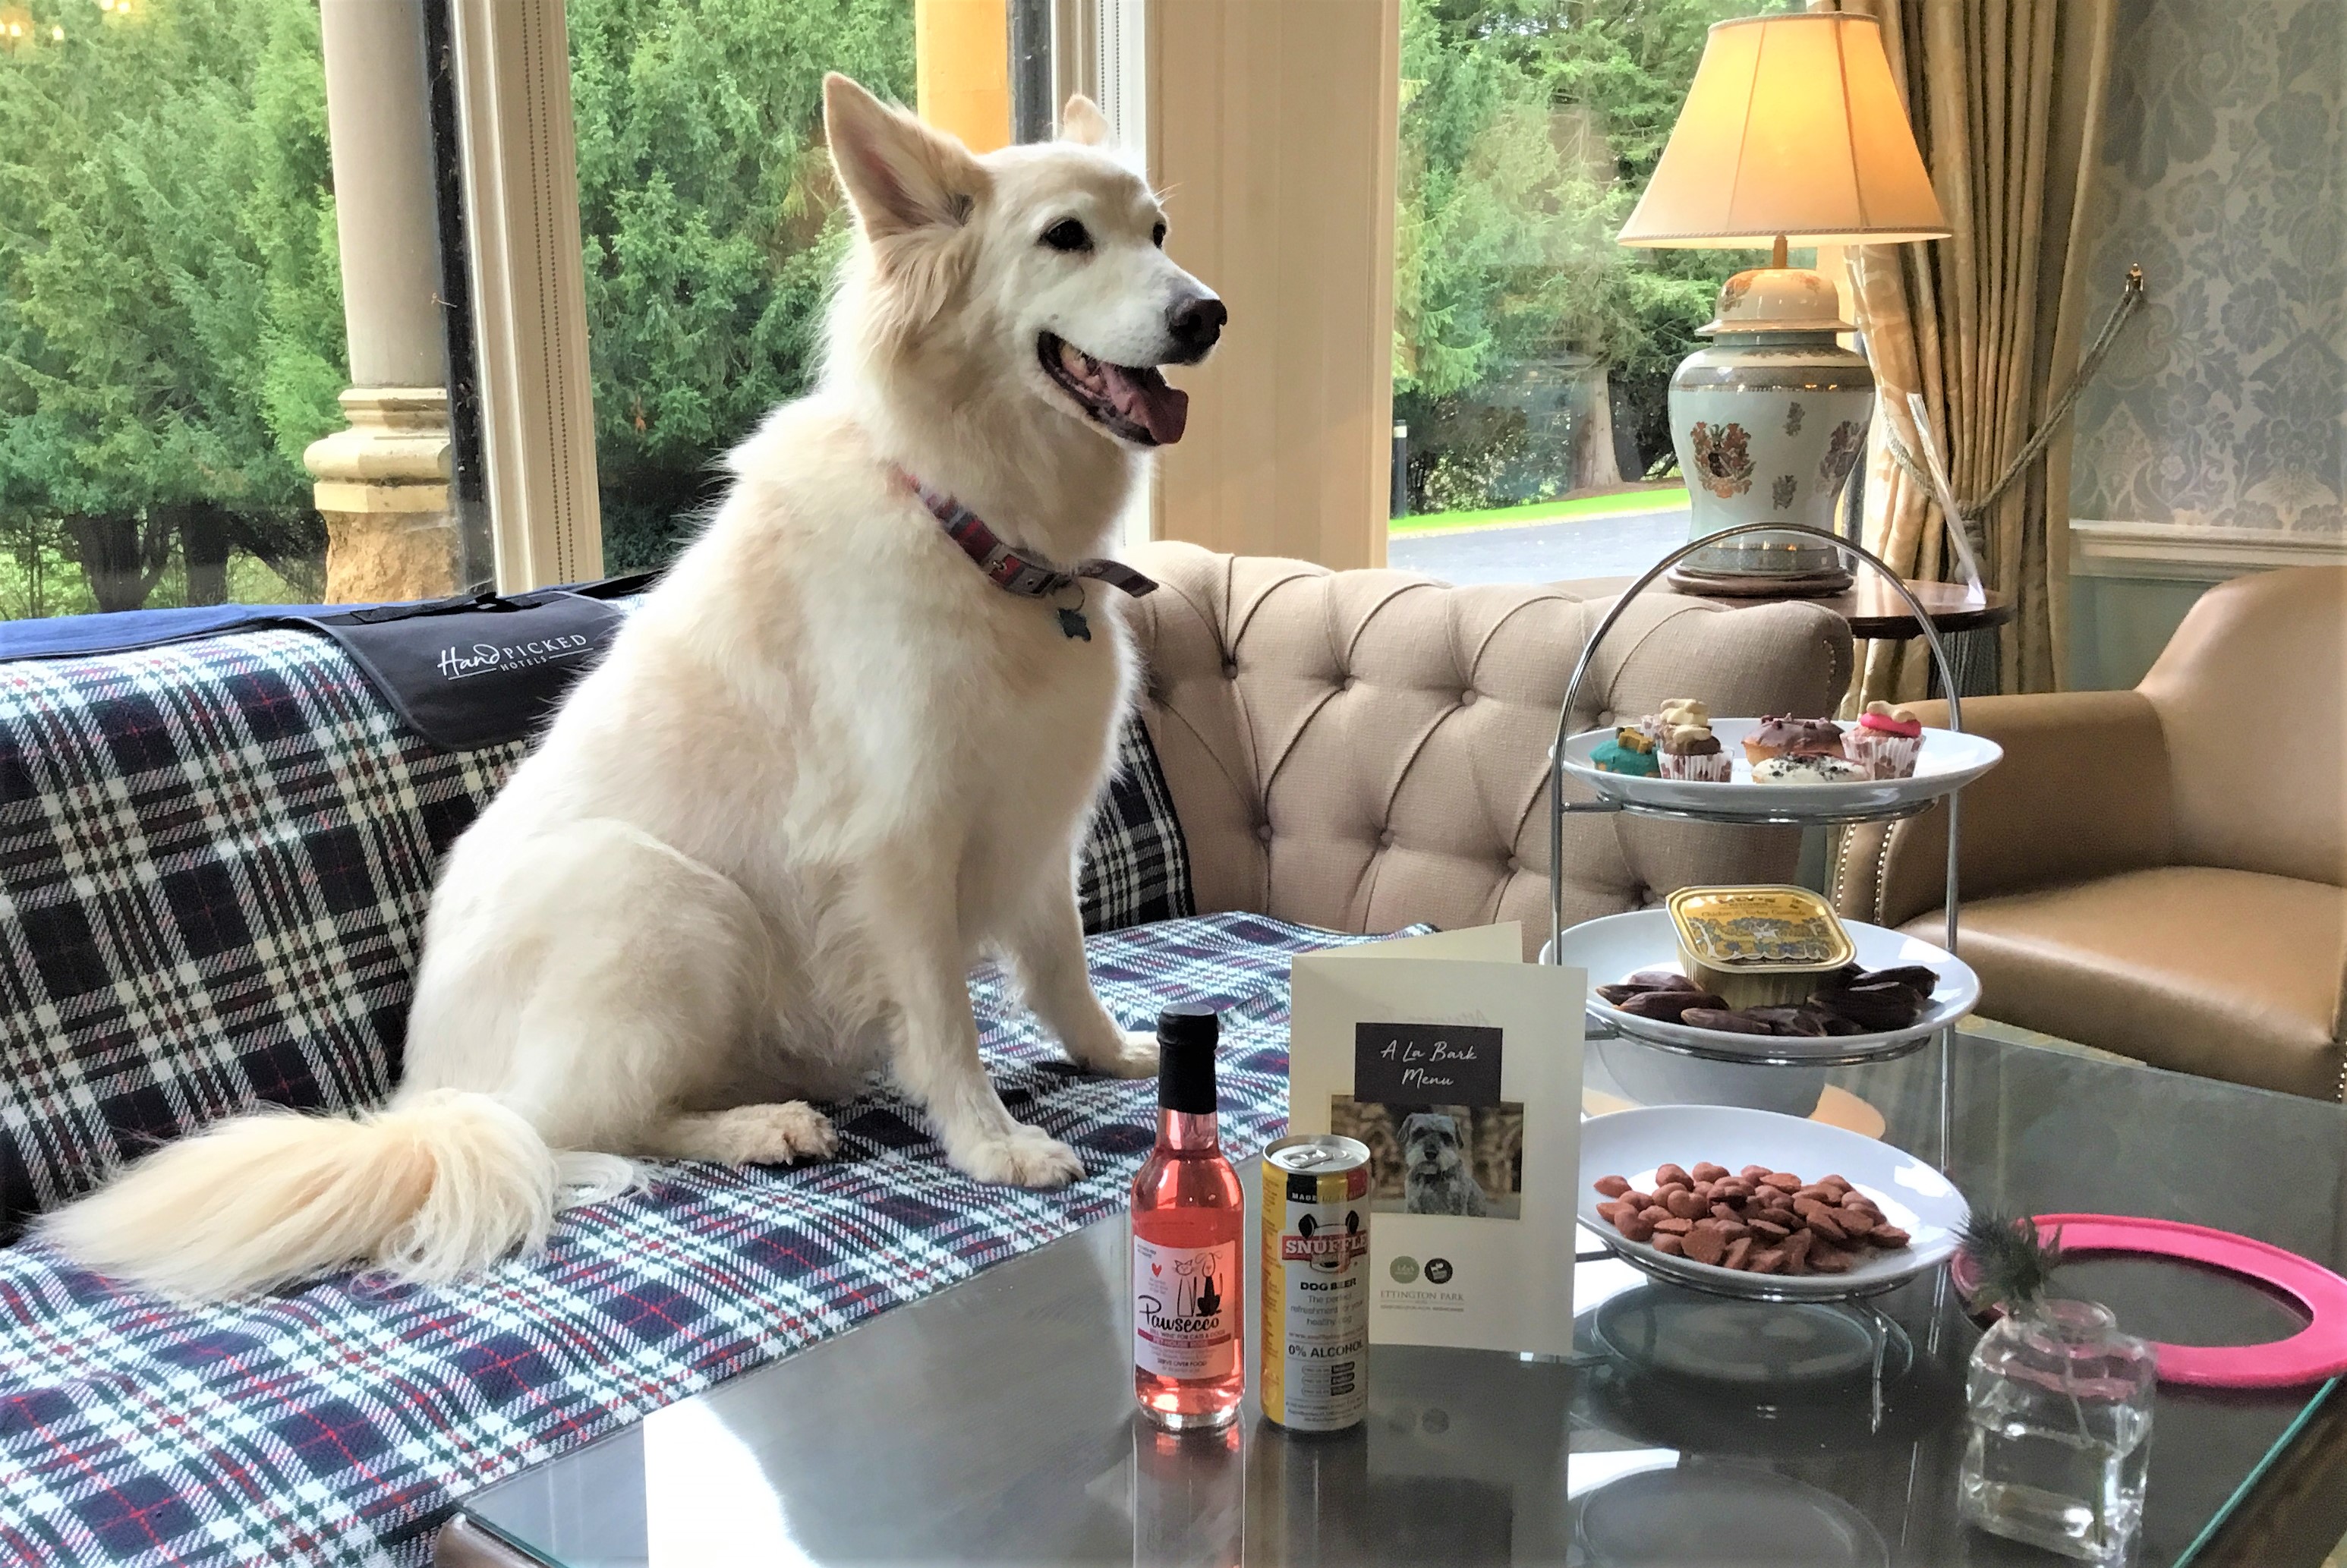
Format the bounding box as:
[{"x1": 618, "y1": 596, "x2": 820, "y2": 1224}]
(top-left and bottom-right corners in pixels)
[{"x1": 1123, "y1": 543, "x2": 1855, "y2": 960}]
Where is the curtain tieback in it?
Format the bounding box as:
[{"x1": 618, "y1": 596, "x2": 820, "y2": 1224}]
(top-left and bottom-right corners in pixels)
[{"x1": 1883, "y1": 263, "x2": 2147, "y2": 576}]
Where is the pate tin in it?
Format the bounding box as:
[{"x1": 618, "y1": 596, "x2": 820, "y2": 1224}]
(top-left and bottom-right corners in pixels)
[
  {"x1": 1261, "y1": 1135, "x2": 1372, "y2": 1431},
  {"x1": 1666, "y1": 883, "x2": 1854, "y2": 1007}
]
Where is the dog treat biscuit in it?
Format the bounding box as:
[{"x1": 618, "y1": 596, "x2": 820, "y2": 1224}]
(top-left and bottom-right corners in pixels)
[
  {"x1": 1618, "y1": 988, "x2": 1732, "y2": 1022},
  {"x1": 1678, "y1": 1008, "x2": 1776, "y2": 1034},
  {"x1": 1603, "y1": 960, "x2": 1939, "y2": 1037}
]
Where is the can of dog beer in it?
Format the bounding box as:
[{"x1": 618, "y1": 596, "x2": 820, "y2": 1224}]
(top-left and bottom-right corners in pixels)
[{"x1": 1260, "y1": 1133, "x2": 1372, "y2": 1431}]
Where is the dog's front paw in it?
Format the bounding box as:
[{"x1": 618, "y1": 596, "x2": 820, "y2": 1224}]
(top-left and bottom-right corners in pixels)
[
  {"x1": 1072, "y1": 1029, "x2": 1162, "y2": 1080},
  {"x1": 681, "y1": 1102, "x2": 839, "y2": 1165},
  {"x1": 954, "y1": 1126, "x2": 1085, "y2": 1189}
]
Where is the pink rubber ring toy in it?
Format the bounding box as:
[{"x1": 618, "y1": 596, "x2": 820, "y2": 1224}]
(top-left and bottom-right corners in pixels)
[{"x1": 1951, "y1": 1214, "x2": 2347, "y2": 1389}]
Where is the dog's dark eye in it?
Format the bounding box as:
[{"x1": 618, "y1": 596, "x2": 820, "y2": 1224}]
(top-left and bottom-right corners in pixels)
[
  {"x1": 1041, "y1": 219, "x2": 1092, "y2": 253},
  {"x1": 1150, "y1": 221, "x2": 1167, "y2": 248}
]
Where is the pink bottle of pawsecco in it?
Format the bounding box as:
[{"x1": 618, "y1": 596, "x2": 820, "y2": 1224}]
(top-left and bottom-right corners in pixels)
[{"x1": 1130, "y1": 1005, "x2": 1244, "y2": 1430}]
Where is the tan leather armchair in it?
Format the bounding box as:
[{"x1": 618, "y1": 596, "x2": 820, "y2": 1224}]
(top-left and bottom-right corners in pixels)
[
  {"x1": 1124, "y1": 543, "x2": 1854, "y2": 962},
  {"x1": 1836, "y1": 566, "x2": 2347, "y2": 1100}
]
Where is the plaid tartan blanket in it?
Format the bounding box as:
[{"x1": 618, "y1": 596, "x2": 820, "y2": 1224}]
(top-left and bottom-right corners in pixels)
[
  {"x1": 0, "y1": 912, "x2": 1380, "y2": 1568},
  {"x1": 0, "y1": 624, "x2": 1189, "y2": 1233},
  {"x1": 0, "y1": 606, "x2": 1224, "y2": 1566}
]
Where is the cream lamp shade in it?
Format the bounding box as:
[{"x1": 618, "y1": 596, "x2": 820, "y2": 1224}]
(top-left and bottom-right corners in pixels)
[{"x1": 1618, "y1": 13, "x2": 1950, "y2": 248}]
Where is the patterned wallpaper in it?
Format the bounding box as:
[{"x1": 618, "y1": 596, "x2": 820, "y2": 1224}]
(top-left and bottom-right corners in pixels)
[{"x1": 2068, "y1": 0, "x2": 2345, "y2": 535}]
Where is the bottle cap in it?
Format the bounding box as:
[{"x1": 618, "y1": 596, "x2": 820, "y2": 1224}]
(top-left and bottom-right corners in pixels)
[{"x1": 1156, "y1": 1005, "x2": 1219, "y2": 1114}]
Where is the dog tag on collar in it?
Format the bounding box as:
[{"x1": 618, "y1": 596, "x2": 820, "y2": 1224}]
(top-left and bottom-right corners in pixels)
[{"x1": 1057, "y1": 606, "x2": 1092, "y2": 641}]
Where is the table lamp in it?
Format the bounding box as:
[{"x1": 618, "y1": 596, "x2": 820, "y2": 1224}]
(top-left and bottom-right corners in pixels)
[{"x1": 1618, "y1": 12, "x2": 1949, "y2": 594}]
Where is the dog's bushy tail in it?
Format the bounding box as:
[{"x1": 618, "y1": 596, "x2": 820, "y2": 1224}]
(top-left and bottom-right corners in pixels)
[{"x1": 39, "y1": 1090, "x2": 557, "y2": 1297}]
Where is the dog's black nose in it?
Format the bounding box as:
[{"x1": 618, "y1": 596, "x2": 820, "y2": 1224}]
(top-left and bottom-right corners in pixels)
[{"x1": 1167, "y1": 294, "x2": 1227, "y2": 360}]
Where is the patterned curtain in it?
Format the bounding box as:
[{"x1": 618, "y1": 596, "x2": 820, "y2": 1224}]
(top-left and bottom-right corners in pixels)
[{"x1": 1826, "y1": 0, "x2": 2120, "y2": 701}]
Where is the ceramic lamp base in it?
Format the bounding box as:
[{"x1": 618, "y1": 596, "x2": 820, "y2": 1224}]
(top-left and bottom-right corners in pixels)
[{"x1": 1668, "y1": 266, "x2": 1873, "y2": 594}]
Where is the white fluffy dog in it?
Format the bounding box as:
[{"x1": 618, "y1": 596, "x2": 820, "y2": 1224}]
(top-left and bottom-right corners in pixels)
[{"x1": 44, "y1": 76, "x2": 1224, "y2": 1297}]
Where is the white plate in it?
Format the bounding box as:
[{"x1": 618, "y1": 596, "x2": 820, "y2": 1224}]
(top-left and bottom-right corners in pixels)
[
  {"x1": 1561, "y1": 719, "x2": 2001, "y2": 820},
  {"x1": 1578, "y1": 1105, "x2": 1966, "y2": 1301},
  {"x1": 1552, "y1": 908, "x2": 1979, "y2": 1061}
]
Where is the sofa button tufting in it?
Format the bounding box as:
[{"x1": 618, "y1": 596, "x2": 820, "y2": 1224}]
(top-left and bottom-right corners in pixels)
[
  {"x1": 1223, "y1": 660, "x2": 1239, "y2": 679},
  {"x1": 1256, "y1": 823, "x2": 1274, "y2": 844},
  {"x1": 1459, "y1": 689, "x2": 1477, "y2": 707},
  {"x1": 1340, "y1": 676, "x2": 1356, "y2": 692},
  {"x1": 1378, "y1": 829, "x2": 1396, "y2": 849}
]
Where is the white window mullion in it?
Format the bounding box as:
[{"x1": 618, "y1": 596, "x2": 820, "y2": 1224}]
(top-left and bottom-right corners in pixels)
[
  {"x1": 449, "y1": 0, "x2": 603, "y2": 590},
  {"x1": 1090, "y1": 0, "x2": 1149, "y2": 162}
]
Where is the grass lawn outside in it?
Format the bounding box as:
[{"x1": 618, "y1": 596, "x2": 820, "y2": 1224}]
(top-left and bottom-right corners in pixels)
[{"x1": 1390, "y1": 483, "x2": 1690, "y2": 539}]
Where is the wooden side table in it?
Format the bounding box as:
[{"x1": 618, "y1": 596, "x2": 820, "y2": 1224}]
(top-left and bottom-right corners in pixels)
[
  {"x1": 1809, "y1": 578, "x2": 2013, "y2": 642},
  {"x1": 1671, "y1": 577, "x2": 2013, "y2": 643},
  {"x1": 1652, "y1": 576, "x2": 2013, "y2": 705}
]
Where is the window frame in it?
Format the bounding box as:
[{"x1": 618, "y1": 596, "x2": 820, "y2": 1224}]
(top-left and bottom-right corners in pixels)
[
  {"x1": 447, "y1": 0, "x2": 603, "y2": 591},
  {"x1": 443, "y1": 0, "x2": 1397, "y2": 581}
]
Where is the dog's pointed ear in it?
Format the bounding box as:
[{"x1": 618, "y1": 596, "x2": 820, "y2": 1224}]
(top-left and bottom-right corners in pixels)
[
  {"x1": 824, "y1": 73, "x2": 988, "y2": 241},
  {"x1": 1060, "y1": 94, "x2": 1112, "y2": 147}
]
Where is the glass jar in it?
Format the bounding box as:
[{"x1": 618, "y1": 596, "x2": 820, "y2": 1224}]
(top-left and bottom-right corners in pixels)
[{"x1": 1959, "y1": 1299, "x2": 2156, "y2": 1564}]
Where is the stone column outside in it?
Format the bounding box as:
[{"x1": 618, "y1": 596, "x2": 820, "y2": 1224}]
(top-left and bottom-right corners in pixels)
[{"x1": 307, "y1": 389, "x2": 454, "y2": 602}]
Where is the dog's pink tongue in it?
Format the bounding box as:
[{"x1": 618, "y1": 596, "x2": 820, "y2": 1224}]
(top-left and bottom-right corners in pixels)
[{"x1": 1105, "y1": 364, "x2": 1189, "y2": 445}]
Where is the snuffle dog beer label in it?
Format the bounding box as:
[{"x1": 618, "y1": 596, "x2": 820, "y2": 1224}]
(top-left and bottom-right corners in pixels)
[
  {"x1": 1132, "y1": 1239, "x2": 1238, "y2": 1378},
  {"x1": 1262, "y1": 1135, "x2": 1372, "y2": 1430}
]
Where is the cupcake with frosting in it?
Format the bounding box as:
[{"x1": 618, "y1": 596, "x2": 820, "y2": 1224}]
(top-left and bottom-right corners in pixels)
[
  {"x1": 1741, "y1": 714, "x2": 1845, "y2": 766},
  {"x1": 1752, "y1": 753, "x2": 1867, "y2": 784},
  {"x1": 1637, "y1": 697, "x2": 1709, "y2": 744},
  {"x1": 1848, "y1": 701, "x2": 1924, "y2": 779},
  {"x1": 1657, "y1": 718, "x2": 1731, "y2": 782},
  {"x1": 1591, "y1": 725, "x2": 1660, "y2": 777}
]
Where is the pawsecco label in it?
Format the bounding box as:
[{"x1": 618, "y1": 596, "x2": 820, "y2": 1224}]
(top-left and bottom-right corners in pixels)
[{"x1": 1132, "y1": 1238, "x2": 1238, "y2": 1378}]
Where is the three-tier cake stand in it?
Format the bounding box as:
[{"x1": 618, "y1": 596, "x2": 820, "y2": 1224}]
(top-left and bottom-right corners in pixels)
[{"x1": 1548, "y1": 521, "x2": 1993, "y2": 1319}]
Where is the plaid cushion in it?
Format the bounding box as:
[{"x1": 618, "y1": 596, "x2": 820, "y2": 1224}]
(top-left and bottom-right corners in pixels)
[
  {"x1": 0, "y1": 912, "x2": 1386, "y2": 1568},
  {"x1": 0, "y1": 626, "x2": 1191, "y2": 1232},
  {"x1": 1079, "y1": 715, "x2": 1192, "y2": 934}
]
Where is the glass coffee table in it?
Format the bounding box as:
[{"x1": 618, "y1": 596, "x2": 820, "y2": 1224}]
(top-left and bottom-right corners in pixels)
[{"x1": 456, "y1": 1029, "x2": 2345, "y2": 1566}]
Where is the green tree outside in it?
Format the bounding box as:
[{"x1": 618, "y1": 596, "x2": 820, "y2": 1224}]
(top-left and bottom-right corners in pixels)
[
  {"x1": 1393, "y1": 0, "x2": 1790, "y2": 513},
  {"x1": 0, "y1": 0, "x2": 342, "y2": 616},
  {"x1": 2, "y1": 0, "x2": 1768, "y2": 613},
  {"x1": 569, "y1": 0, "x2": 914, "y2": 569}
]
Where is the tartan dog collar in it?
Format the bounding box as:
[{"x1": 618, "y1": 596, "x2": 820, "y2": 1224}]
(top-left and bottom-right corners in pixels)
[{"x1": 903, "y1": 472, "x2": 1157, "y2": 641}]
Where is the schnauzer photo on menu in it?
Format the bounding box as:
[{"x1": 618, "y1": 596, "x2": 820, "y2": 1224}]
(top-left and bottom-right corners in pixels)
[
  {"x1": 1330, "y1": 1098, "x2": 1525, "y2": 1221},
  {"x1": 1333, "y1": 1017, "x2": 1523, "y2": 1220}
]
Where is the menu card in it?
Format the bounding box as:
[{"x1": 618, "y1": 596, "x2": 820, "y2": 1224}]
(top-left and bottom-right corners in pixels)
[{"x1": 1289, "y1": 924, "x2": 1584, "y2": 1355}]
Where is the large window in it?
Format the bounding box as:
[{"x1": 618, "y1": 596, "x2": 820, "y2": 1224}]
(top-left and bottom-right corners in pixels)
[
  {"x1": 0, "y1": 0, "x2": 340, "y2": 618},
  {"x1": 1386, "y1": 0, "x2": 1790, "y2": 579},
  {"x1": 567, "y1": 0, "x2": 916, "y2": 571}
]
